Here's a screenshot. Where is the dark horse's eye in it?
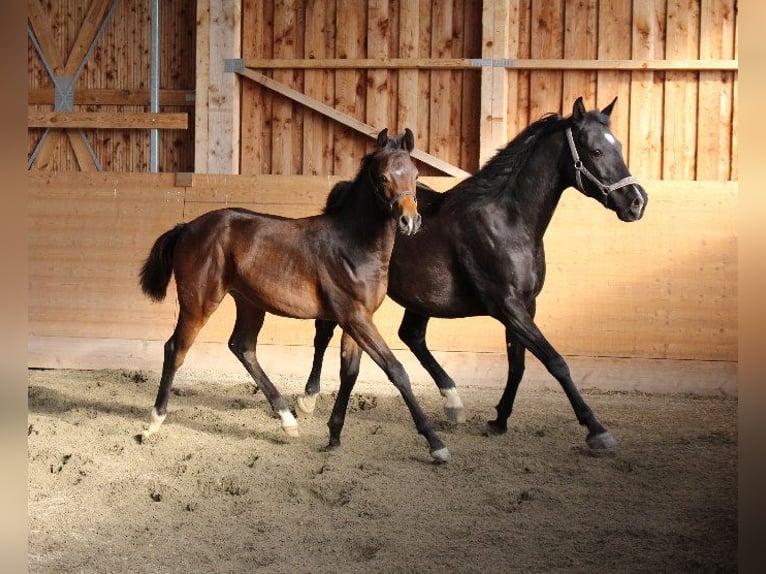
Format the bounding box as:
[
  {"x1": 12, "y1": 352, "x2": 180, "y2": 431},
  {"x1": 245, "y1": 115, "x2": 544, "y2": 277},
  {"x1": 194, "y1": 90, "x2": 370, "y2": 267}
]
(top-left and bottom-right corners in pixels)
[{"x1": 592, "y1": 149, "x2": 603, "y2": 158}]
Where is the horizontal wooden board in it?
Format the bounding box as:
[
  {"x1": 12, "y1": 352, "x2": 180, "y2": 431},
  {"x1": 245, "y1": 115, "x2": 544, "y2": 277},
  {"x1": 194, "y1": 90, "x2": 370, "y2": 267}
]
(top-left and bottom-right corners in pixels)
[
  {"x1": 28, "y1": 173, "x2": 737, "y2": 364},
  {"x1": 29, "y1": 112, "x2": 189, "y2": 130}
]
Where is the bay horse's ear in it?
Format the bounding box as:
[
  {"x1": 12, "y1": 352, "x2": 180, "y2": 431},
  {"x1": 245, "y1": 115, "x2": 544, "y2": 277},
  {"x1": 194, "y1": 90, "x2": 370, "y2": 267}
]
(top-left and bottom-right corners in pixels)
[
  {"x1": 601, "y1": 97, "x2": 618, "y2": 117},
  {"x1": 402, "y1": 128, "x2": 415, "y2": 152},
  {"x1": 376, "y1": 128, "x2": 389, "y2": 148},
  {"x1": 572, "y1": 97, "x2": 586, "y2": 121}
]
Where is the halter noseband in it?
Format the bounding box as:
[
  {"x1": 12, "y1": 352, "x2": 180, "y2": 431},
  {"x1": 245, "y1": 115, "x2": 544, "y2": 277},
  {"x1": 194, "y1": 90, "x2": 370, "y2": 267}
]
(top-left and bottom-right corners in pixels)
[{"x1": 565, "y1": 127, "x2": 639, "y2": 205}]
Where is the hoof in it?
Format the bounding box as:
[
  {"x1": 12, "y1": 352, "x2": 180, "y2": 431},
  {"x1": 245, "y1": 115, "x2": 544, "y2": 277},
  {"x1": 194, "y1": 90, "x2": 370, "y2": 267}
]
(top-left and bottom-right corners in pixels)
[
  {"x1": 281, "y1": 424, "x2": 300, "y2": 438},
  {"x1": 430, "y1": 447, "x2": 451, "y2": 463},
  {"x1": 484, "y1": 420, "x2": 507, "y2": 436},
  {"x1": 141, "y1": 408, "x2": 166, "y2": 440},
  {"x1": 323, "y1": 440, "x2": 340, "y2": 453},
  {"x1": 587, "y1": 431, "x2": 618, "y2": 449},
  {"x1": 445, "y1": 406, "x2": 466, "y2": 424},
  {"x1": 295, "y1": 393, "x2": 317, "y2": 415}
]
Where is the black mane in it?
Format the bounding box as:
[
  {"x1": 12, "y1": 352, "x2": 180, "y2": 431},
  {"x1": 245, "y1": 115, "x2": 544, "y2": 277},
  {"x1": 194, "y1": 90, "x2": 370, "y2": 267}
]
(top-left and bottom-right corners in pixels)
[
  {"x1": 323, "y1": 152, "x2": 377, "y2": 215},
  {"x1": 442, "y1": 113, "x2": 572, "y2": 210}
]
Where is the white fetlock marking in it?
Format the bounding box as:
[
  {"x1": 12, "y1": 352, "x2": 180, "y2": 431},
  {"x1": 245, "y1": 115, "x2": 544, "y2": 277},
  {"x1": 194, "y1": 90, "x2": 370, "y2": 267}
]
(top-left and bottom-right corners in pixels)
[
  {"x1": 431, "y1": 447, "x2": 451, "y2": 463},
  {"x1": 142, "y1": 407, "x2": 166, "y2": 437},
  {"x1": 279, "y1": 410, "x2": 300, "y2": 437},
  {"x1": 440, "y1": 388, "x2": 464, "y2": 411},
  {"x1": 441, "y1": 389, "x2": 466, "y2": 424}
]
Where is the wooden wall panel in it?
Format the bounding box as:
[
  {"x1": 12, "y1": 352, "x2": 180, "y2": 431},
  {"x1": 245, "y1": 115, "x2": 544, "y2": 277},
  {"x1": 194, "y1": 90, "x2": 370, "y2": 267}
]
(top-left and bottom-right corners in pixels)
[
  {"x1": 28, "y1": 173, "x2": 737, "y2": 363},
  {"x1": 28, "y1": 0, "x2": 195, "y2": 172}
]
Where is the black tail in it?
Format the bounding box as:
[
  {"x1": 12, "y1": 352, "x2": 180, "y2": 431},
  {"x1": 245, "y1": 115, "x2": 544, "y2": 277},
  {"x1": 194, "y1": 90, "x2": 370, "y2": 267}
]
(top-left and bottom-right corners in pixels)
[{"x1": 139, "y1": 223, "x2": 186, "y2": 302}]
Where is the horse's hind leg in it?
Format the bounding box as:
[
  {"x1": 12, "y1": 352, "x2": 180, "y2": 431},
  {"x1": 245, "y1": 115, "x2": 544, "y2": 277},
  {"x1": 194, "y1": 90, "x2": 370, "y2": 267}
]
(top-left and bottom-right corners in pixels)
[
  {"x1": 398, "y1": 310, "x2": 465, "y2": 423},
  {"x1": 228, "y1": 298, "x2": 298, "y2": 437},
  {"x1": 326, "y1": 331, "x2": 362, "y2": 450},
  {"x1": 486, "y1": 329, "x2": 525, "y2": 435},
  {"x1": 297, "y1": 319, "x2": 337, "y2": 415},
  {"x1": 142, "y1": 309, "x2": 212, "y2": 439}
]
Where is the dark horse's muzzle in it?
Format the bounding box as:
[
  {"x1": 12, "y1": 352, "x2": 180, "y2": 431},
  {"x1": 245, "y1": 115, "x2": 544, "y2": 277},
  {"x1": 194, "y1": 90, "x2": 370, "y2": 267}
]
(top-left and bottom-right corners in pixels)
[{"x1": 611, "y1": 184, "x2": 647, "y2": 222}]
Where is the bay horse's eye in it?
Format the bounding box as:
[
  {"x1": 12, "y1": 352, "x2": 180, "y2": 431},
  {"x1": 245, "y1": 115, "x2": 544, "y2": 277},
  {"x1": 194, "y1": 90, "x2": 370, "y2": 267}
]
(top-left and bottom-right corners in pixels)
[{"x1": 592, "y1": 149, "x2": 603, "y2": 158}]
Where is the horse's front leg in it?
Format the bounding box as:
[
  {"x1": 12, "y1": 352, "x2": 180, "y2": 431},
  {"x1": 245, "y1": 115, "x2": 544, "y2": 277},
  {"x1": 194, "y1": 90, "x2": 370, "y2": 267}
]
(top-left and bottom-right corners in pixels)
[
  {"x1": 296, "y1": 319, "x2": 337, "y2": 415},
  {"x1": 398, "y1": 310, "x2": 465, "y2": 423},
  {"x1": 485, "y1": 327, "x2": 526, "y2": 435},
  {"x1": 342, "y1": 313, "x2": 451, "y2": 462},
  {"x1": 498, "y1": 298, "x2": 616, "y2": 449}
]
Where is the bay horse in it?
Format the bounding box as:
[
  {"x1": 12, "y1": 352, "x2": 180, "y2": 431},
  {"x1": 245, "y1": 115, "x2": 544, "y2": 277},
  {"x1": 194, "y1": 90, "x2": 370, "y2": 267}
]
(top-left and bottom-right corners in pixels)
[
  {"x1": 298, "y1": 97, "x2": 648, "y2": 450},
  {"x1": 138, "y1": 128, "x2": 451, "y2": 462}
]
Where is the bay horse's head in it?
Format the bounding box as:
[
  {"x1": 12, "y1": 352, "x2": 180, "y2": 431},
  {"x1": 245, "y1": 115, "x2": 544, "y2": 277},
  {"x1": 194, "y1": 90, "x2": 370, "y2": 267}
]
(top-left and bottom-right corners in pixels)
[
  {"x1": 370, "y1": 128, "x2": 421, "y2": 235},
  {"x1": 566, "y1": 97, "x2": 648, "y2": 222}
]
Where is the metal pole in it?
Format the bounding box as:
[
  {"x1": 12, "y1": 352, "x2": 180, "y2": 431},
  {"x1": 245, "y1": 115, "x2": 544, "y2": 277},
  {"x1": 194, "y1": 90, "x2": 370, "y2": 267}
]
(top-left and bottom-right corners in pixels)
[{"x1": 150, "y1": 0, "x2": 160, "y2": 172}]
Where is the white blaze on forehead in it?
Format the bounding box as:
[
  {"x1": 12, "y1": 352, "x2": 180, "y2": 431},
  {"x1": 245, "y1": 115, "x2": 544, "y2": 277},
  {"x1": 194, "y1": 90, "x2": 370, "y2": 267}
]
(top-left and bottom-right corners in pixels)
[{"x1": 604, "y1": 132, "x2": 616, "y2": 145}]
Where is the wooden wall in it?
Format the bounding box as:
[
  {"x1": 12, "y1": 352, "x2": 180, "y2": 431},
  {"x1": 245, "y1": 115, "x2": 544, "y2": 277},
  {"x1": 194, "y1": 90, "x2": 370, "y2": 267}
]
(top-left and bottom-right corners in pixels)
[
  {"x1": 27, "y1": 0, "x2": 196, "y2": 172},
  {"x1": 28, "y1": 0, "x2": 738, "y2": 180},
  {"x1": 234, "y1": 0, "x2": 737, "y2": 179},
  {"x1": 28, "y1": 172, "x2": 737, "y2": 366}
]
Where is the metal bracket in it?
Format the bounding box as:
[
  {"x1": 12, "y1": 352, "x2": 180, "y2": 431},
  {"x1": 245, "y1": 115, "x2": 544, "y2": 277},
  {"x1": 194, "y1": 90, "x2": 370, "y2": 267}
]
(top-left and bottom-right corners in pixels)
[
  {"x1": 53, "y1": 76, "x2": 76, "y2": 112},
  {"x1": 224, "y1": 58, "x2": 245, "y2": 74}
]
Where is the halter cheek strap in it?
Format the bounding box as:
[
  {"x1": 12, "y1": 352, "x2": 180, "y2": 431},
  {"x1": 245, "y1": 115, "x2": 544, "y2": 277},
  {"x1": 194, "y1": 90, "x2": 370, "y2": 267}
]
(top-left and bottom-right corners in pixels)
[{"x1": 565, "y1": 127, "x2": 639, "y2": 205}]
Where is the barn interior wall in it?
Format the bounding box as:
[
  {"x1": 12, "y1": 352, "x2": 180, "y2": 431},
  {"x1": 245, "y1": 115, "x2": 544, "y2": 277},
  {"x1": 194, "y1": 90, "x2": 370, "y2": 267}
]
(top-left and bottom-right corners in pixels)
[
  {"x1": 27, "y1": 0, "x2": 737, "y2": 179},
  {"x1": 28, "y1": 172, "x2": 737, "y2": 367},
  {"x1": 26, "y1": 1, "x2": 738, "y2": 379}
]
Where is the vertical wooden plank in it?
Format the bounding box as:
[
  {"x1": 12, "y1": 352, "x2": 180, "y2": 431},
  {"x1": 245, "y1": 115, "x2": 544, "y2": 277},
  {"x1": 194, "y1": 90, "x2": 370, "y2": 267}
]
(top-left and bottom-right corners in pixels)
[
  {"x1": 529, "y1": 0, "x2": 563, "y2": 119},
  {"x1": 630, "y1": 0, "x2": 665, "y2": 179},
  {"x1": 429, "y1": 0, "x2": 455, "y2": 166},
  {"x1": 416, "y1": 0, "x2": 431, "y2": 157},
  {"x1": 460, "y1": 0, "x2": 481, "y2": 171},
  {"x1": 366, "y1": 0, "x2": 391, "y2": 131},
  {"x1": 302, "y1": 0, "x2": 335, "y2": 175},
  {"x1": 398, "y1": 0, "x2": 419, "y2": 136},
  {"x1": 596, "y1": 0, "x2": 631, "y2": 145},
  {"x1": 510, "y1": 0, "x2": 532, "y2": 134},
  {"x1": 194, "y1": 0, "x2": 211, "y2": 173},
  {"x1": 479, "y1": 0, "x2": 510, "y2": 166},
  {"x1": 697, "y1": 0, "x2": 735, "y2": 181},
  {"x1": 198, "y1": 0, "x2": 241, "y2": 174},
  {"x1": 333, "y1": 0, "x2": 366, "y2": 176},
  {"x1": 449, "y1": 0, "x2": 465, "y2": 168},
  {"x1": 730, "y1": 14, "x2": 738, "y2": 180},
  {"x1": 663, "y1": 0, "x2": 700, "y2": 180},
  {"x1": 271, "y1": 0, "x2": 298, "y2": 174},
  {"x1": 562, "y1": 0, "x2": 596, "y2": 111},
  {"x1": 503, "y1": 0, "x2": 523, "y2": 142}
]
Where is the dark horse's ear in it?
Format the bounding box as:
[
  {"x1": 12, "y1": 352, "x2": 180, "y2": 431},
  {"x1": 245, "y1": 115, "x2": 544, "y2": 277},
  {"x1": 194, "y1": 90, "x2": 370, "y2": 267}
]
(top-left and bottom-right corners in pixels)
[
  {"x1": 376, "y1": 128, "x2": 390, "y2": 148},
  {"x1": 572, "y1": 97, "x2": 586, "y2": 122},
  {"x1": 601, "y1": 97, "x2": 618, "y2": 117},
  {"x1": 401, "y1": 128, "x2": 415, "y2": 152}
]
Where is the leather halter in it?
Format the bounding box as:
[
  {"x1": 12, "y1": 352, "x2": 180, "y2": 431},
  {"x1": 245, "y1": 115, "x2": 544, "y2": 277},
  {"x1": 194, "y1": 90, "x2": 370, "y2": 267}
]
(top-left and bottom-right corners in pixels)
[
  {"x1": 565, "y1": 127, "x2": 639, "y2": 205},
  {"x1": 367, "y1": 161, "x2": 417, "y2": 214}
]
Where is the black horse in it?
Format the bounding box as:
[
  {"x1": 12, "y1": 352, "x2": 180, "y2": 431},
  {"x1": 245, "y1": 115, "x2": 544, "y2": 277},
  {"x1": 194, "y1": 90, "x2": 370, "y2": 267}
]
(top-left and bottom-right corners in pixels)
[{"x1": 298, "y1": 97, "x2": 647, "y2": 450}]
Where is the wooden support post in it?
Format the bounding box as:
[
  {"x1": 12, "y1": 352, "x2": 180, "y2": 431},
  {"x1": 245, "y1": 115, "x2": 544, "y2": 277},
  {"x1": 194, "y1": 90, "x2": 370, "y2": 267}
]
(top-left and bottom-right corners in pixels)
[
  {"x1": 195, "y1": 0, "x2": 242, "y2": 174},
  {"x1": 479, "y1": 0, "x2": 510, "y2": 166}
]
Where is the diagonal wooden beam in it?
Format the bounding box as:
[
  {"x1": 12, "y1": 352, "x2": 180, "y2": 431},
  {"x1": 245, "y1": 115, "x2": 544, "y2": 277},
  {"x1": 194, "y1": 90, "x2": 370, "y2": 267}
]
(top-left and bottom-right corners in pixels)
[
  {"x1": 63, "y1": 0, "x2": 112, "y2": 75},
  {"x1": 28, "y1": 0, "x2": 64, "y2": 73},
  {"x1": 66, "y1": 129, "x2": 98, "y2": 171},
  {"x1": 238, "y1": 68, "x2": 469, "y2": 178}
]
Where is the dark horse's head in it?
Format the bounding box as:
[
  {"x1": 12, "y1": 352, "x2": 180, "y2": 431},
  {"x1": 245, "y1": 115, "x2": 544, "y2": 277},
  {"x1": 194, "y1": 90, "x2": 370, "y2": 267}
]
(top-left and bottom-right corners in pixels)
[
  {"x1": 370, "y1": 128, "x2": 421, "y2": 235},
  {"x1": 566, "y1": 97, "x2": 647, "y2": 222}
]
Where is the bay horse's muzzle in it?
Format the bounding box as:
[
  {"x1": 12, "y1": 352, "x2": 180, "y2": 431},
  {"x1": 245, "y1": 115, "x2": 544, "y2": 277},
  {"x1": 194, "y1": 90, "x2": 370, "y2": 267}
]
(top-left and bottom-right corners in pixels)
[{"x1": 391, "y1": 191, "x2": 421, "y2": 235}]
